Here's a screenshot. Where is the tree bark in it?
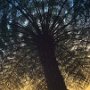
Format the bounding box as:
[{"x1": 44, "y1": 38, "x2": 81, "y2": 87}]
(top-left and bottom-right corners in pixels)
[{"x1": 38, "y1": 36, "x2": 67, "y2": 90}]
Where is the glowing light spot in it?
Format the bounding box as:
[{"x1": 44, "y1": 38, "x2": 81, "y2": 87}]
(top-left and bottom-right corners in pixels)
[
  {"x1": 20, "y1": 84, "x2": 33, "y2": 90},
  {"x1": 86, "y1": 85, "x2": 90, "y2": 90},
  {"x1": 23, "y1": 20, "x2": 28, "y2": 26},
  {"x1": 18, "y1": 33, "x2": 23, "y2": 37}
]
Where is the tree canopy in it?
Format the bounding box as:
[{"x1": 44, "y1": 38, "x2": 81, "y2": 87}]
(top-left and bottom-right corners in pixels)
[{"x1": 0, "y1": 0, "x2": 90, "y2": 90}]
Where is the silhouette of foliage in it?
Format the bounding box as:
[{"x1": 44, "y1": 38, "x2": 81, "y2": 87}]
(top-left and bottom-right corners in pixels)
[{"x1": 0, "y1": 0, "x2": 90, "y2": 90}]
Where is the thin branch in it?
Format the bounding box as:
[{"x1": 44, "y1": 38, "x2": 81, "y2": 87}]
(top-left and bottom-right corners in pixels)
[
  {"x1": 7, "y1": 0, "x2": 41, "y2": 35},
  {"x1": 50, "y1": 0, "x2": 68, "y2": 31}
]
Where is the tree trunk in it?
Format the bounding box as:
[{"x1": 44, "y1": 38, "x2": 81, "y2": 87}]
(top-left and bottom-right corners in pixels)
[{"x1": 38, "y1": 36, "x2": 67, "y2": 90}]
